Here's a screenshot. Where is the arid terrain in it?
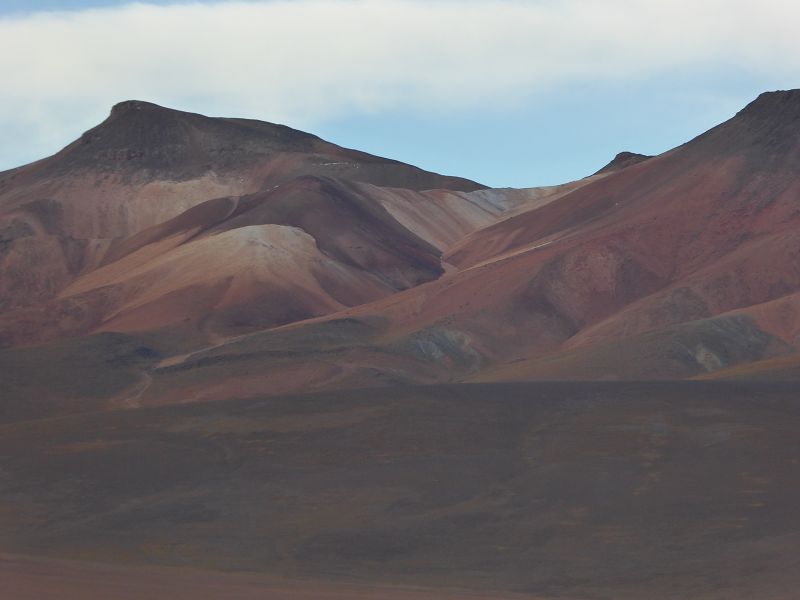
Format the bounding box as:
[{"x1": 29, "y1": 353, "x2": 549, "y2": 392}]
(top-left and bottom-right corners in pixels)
[
  {"x1": 3, "y1": 382, "x2": 800, "y2": 599},
  {"x1": 2, "y1": 92, "x2": 800, "y2": 598}
]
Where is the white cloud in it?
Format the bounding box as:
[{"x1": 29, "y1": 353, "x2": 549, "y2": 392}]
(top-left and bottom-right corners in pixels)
[{"x1": 1, "y1": 0, "x2": 799, "y2": 169}]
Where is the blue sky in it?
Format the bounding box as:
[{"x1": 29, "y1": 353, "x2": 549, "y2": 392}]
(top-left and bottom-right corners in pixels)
[{"x1": 0, "y1": 1, "x2": 798, "y2": 188}]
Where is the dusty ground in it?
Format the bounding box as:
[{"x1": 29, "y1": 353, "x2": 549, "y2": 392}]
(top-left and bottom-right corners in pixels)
[
  {"x1": 0, "y1": 554, "x2": 537, "y2": 600},
  {"x1": 2, "y1": 382, "x2": 800, "y2": 599}
]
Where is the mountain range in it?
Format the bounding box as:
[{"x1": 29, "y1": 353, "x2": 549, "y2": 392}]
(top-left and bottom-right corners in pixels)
[{"x1": 2, "y1": 92, "x2": 800, "y2": 599}]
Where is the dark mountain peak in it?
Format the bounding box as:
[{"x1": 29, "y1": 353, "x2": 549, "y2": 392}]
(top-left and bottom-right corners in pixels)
[
  {"x1": 20, "y1": 101, "x2": 482, "y2": 192},
  {"x1": 53, "y1": 100, "x2": 324, "y2": 178},
  {"x1": 685, "y1": 89, "x2": 800, "y2": 161},
  {"x1": 110, "y1": 99, "x2": 172, "y2": 116},
  {"x1": 96, "y1": 99, "x2": 319, "y2": 147},
  {"x1": 104, "y1": 100, "x2": 319, "y2": 146},
  {"x1": 737, "y1": 89, "x2": 800, "y2": 122},
  {"x1": 594, "y1": 151, "x2": 651, "y2": 175}
]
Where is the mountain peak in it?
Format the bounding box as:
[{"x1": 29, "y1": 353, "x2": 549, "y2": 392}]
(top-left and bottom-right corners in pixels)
[
  {"x1": 688, "y1": 89, "x2": 800, "y2": 159},
  {"x1": 23, "y1": 100, "x2": 481, "y2": 193},
  {"x1": 594, "y1": 151, "x2": 651, "y2": 175},
  {"x1": 63, "y1": 100, "x2": 324, "y2": 178},
  {"x1": 110, "y1": 99, "x2": 171, "y2": 116},
  {"x1": 737, "y1": 89, "x2": 800, "y2": 121}
]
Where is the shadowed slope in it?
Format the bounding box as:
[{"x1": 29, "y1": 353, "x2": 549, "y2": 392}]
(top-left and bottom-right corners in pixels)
[
  {"x1": 473, "y1": 313, "x2": 791, "y2": 382},
  {"x1": 693, "y1": 349, "x2": 800, "y2": 381}
]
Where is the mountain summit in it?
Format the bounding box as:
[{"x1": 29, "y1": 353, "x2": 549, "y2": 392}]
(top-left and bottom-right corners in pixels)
[
  {"x1": 736, "y1": 89, "x2": 800, "y2": 123},
  {"x1": 24, "y1": 99, "x2": 485, "y2": 189},
  {"x1": 0, "y1": 100, "x2": 484, "y2": 244},
  {"x1": 73, "y1": 99, "x2": 324, "y2": 176},
  {"x1": 593, "y1": 151, "x2": 652, "y2": 175}
]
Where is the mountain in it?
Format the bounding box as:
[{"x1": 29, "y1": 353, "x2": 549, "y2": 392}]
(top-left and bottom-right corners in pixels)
[
  {"x1": 0, "y1": 101, "x2": 501, "y2": 346},
  {"x1": 44, "y1": 89, "x2": 799, "y2": 409},
  {"x1": 3, "y1": 92, "x2": 800, "y2": 599},
  {"x1": 5, "y1": 92, "x2": 800, "y2": 402},
  {"x1": 0, "y1": 100, "x2": 483, "y2": 237},
  {"x1": 592, "y1": 150, "x2": 652, "y2": 175}
]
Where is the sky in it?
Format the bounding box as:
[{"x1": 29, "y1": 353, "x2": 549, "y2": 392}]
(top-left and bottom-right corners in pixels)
[{"x1": 0, "y1": 0, "x2": 798, "y2": 188}]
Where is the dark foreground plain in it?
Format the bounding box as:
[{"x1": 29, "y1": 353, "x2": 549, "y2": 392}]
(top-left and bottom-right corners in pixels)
[
  {"x1": 0, "y1": 554, "x2": 539, "y2": 600},
  {"x1": 1, "y1": 381, "x2": 799, "y2": 599}
]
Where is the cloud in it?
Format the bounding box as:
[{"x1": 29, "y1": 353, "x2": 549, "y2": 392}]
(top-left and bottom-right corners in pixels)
[{"x1": 1, "y1": 0, "x2": 799, "y2": 170}]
